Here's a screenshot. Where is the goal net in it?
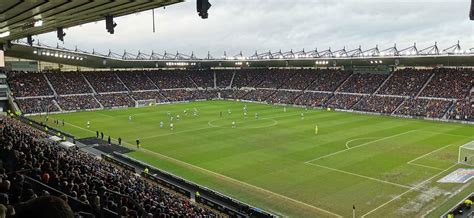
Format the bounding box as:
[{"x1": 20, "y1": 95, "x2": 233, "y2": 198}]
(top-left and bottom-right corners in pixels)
[
  {"x1": 458, "y1": 141, "x2": 474, "y2": 166},
  {"x1": 136, "y1": 99, "x2": 156, "y2": 108}
]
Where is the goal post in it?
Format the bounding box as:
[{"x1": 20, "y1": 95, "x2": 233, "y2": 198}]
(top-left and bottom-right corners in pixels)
[
  {"x1": 136, "y1": 99, "x2": 156, "y2": 108},
  {"x1": 458, "y1": 141, "x2": 474, "y2": 166}
]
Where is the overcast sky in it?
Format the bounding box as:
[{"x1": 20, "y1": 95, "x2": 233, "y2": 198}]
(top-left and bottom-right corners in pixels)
[{"x1": 35, "y1": 0, "x2": 474, "y2": 57}]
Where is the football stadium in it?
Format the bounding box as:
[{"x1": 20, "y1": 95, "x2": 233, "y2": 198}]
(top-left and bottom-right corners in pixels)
[{"x1": 0, "y1": 0, "x2": 473, "y2": 217}]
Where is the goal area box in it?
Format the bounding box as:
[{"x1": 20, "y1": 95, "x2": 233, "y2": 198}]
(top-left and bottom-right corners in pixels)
[{"x1": 458, "y1": 141, "x2": 474, "y2": 166}]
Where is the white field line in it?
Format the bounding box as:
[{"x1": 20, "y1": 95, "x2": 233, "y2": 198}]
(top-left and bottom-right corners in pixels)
[
  {"x1": 305, "y1": 162, "x2": 413, "y2": 189},
  {"x1": 415, "y1": 130, "x2": 471, "y2": 138},
  {"x1": 407, "y1": 162, "x2": 445, "y2": 171},
  {"x1": 305, "y1": 130, "x2": 417, "y2": 164},
  {"x1": 63, "y1": 121, "x2": 342, "y2": 217},
  {"x1": 361, "y1": 163, "x2": 459, "y2": 218},
  {"x1": 345, "y1": 137, "x2": 379, "y2": 149},
  {"x1": 405, "y1": 144, "x2": 454, "y2": 171}
]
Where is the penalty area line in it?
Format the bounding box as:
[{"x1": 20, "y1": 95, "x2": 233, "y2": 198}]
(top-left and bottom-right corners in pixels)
[
  {"x1": 305, "y1": 130, "x2": 417, "y2": 164},
  {"x1": 304, "y1": 162, "x2": 413, "y2": 189},
  {"x1": 360, "y1": 163, "x2": 459, "y2": 218}
]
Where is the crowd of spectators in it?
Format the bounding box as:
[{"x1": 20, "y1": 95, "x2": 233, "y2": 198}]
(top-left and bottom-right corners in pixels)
[
  {"x1": 96, "y1": 93, "x2": 135, "y2": 108},
  {"x1": 353, "y1": 96, "x2": 404, "y2": 114},
  {"x1": 219, "y1": 89, "x2": 249, "y2": 99},
  {"x1": 8, "y1": 71, "x2": 54, "y2": 97},
  {"x1": 267, "y1": 91, "x2": 302, "y2": 105},
  {"x1": 306, "y1": 70, "x2": 351, "y2": 92},
  {"x1": 161, "y1": 90, "x2": 195, "y2": 102},
  {"x1": 232, "y1": 70, "x2": 266, "y2": 88},
  {"x1": 116, "y1": 72, "x2": 158, "y2": 91},
  {"x1": 146, "y1": 71, "x2": 196, "y2": 89},
  {"x1": 325, "y1": 94, "x2": 363, "y2": 110},
  {"x1": 130, "y1": 91, "x2": 168, "y2": 103},
  {"x1": 188, "y1": 71, "x2": 214, "y2": 88},
  {"x1": 337, "y1": 73, "x2": 388, "y2": 94},
  {"x1": 420, "y1": 68, "x2": 474, "y2": 99},
  {"x1": 448, "y1": 99, "x2": 473, "y2": 121},
  {"x1": 8, "y1": 68, "x2": 474, "y2": 122},
  {"x1": 256, "y1": 70, "x2": 295, "y2": 89},
  {"x1": 56, "y1": 95, "x2": 101, "y2": 111},
  {"x1": 241, "y1": 90, "x2": 276, "y2": 102},
  {"x1": 190, "y1": 90, "x2": 218, "y2": 100},
  {"x1": 377, "y1": 69, "x2": 432, "y2": 96},
  {"x1": 0, "y1": 116, "x2": 217, "y2": 217},
  {"x1": 294, "y1": 92, "x2": 333, "y2": 107},
  {"x1": 46, "y1": 72, "x2": 93, "y2": 95},
  {"x1": 280, "y1": 69, "x2": 319, "y2": 90},
  {"x1": 16, "y1": 98, "x2": 60, "y2": 114},
  {"x1": 83, "y1": 72, "x2": 128, "y2": 93},
  {"x1": 215, "y1": 71, "x2": 234, "y2": 88},
  {"x1": 395, "y1": 98, "x2": 452, "y2": 118}
]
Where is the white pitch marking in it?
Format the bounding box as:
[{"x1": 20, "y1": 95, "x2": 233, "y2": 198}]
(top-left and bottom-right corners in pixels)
[
  {"x1": 360, "y1": 163, "x2": 459, "y2": 218},
  {"x1": 305, "y1": 162, "x2": 413, "y2": 189},
  {"x1": 406, "y1": 143, "x2": 453, "y2": 167},
  {"x1": 345, "y1": 137, "x2": 380, "y2": 149},
  {"x1": 305, "y1": 130, "x2": 417, "y2": 163}
]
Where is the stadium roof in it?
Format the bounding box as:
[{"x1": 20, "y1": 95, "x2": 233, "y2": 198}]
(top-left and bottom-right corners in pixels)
[
  {"x1": 5, "y1": 41, "x2": 474, "y2": 69},
  {"x1": 0, "y1": 0, "x2": 183, "y2": 44}
]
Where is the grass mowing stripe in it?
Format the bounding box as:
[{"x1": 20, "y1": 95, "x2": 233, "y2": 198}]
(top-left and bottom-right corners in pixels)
[
  {"x1": 360, "y1": 163, "x2": 459, "y2": 218},
  {"x1": 36, "y1": 101, "x2": 473, "y2": 217},
  {"x1": 304, "y1": 130, "x2": 417, "y2": 163}
]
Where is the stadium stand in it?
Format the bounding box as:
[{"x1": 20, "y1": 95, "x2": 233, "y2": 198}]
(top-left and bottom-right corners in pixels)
[
  {"x1": 256, "y1": 70, "x2": 295, "y2": 88},
  {"x1": 95, "y1": 93, "x2": 135, "y2": 108},
  {"x1": 83, "y1": 72, "x2": 128, "y2": 93},
  {"x1": 6, "y1": 68, "x2": 473, "y2": 122},
  {"x1": 420, "y1": 68, "x2": 474, "y2": 99},
  {"x1": 241, "y1": 89, "x2": 276, "y2": 102},
  {"x1": 161, "y1": 90, "x2": 195, "y2": 102},
  {"x1": 130, "y1": 91, "x2": 168, "y2": 103},
  {"x1": 215, "y1": 71, "x2": 234, "y2": 88},
  {"x1": 267, "y1": 91, "x2": 302, "y2": 105},
  {"x1": 377, "y1": 68, "x2": 432, "y2": 96},
  {"x1": 0, "y1": 116, "x2": 218, "y2": 217},
  {"x1": 56, "y1": 96, "x2": 101, "y2": 111},
  {"x1": 232, "y1": 70, "x2": 266, "y2": 88},
  {"x1": 46, "y1": 72, "x2": 93, "y2": 95},
  {"x1": 189, "y1": 70, "x2": 215, "y2": 88},
  {"x1": 8, "y1": 71, "x2": 54, "y2": 97},
  {"x1": 448, "y1": 99, "x2": 473, "y2": 121},
  {"x1": 325, "y1": 94, "x2": 363, "y2": 110},
  {"x1": 16, "y1": 98, "x2": 60, "y2": 114},
  {"x1": 146, "y1": 71, "x2": 196, "y2": 89},
  {"x1": 306, "y1": 70, "x2": 351, "y2": 92},
  {"x1": 353, "y1": 96, "x2": 405, "y2": 114},
  {"x1": 116, "y1": 71, "x2": 158, "y2": 91},
  {"x1": 394, "y1": 98, "x2": 452, "y2": 118},
  {"x1": 294, "y1": 92, "x2": 333, "y2": 107},
  {"x1": 337, "y1": 73, "x2": 388, "y2": 94}
]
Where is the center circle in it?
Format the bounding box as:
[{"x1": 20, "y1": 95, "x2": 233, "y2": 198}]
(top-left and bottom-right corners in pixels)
[{"x1": 208, "y1": 117, "x2": 278, "y2": 129}]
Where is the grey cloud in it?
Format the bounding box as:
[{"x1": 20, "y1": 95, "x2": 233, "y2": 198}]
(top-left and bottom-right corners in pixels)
[{"x1": 36, "y1": 0, "x2": 474, "y2": 57}]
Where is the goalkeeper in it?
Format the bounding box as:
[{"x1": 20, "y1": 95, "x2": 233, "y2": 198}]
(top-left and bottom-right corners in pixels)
[{"x1": 314, "y1": 125, "x2": 319, "y2": 135}]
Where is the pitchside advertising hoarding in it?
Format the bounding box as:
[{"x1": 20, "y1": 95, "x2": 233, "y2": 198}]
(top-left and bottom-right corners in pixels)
[{"x1": 0, "y1": 50, "x2": 4, "y2": 68}]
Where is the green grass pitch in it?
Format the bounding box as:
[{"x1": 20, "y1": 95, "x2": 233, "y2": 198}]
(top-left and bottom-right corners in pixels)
[{"x1": 32, "y1": 100, "x2": 474, "y2": 217}]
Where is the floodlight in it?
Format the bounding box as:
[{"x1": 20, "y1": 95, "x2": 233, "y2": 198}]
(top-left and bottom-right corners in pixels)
[
  {"x1": 0, "y1": 31, "x2": 10, "y2": 38},
  {"x1": 34, "y1": 20, "x2": 43, "y2": 27}
]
